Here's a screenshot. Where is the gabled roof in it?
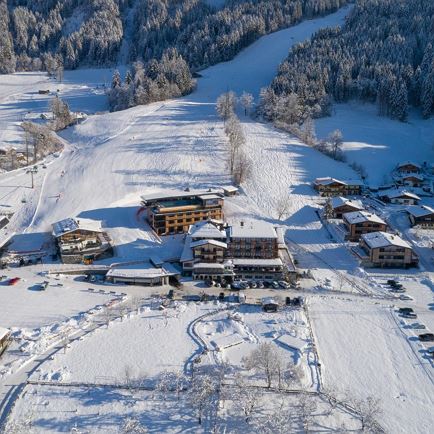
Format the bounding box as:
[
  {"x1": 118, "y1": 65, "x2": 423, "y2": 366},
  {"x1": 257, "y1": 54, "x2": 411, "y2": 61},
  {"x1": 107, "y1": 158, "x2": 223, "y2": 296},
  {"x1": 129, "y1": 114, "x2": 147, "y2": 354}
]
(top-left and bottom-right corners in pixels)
[
  {"x1": 190, "y1": 239, "x2": 227, "y2": 249},
  {"x1": 52, "y1": 218, "x2": 102, "y2": 237},
  {"x1": 397, "y1": 161, "x2": 421, "y2": 170},
  {"x1": 262, "y1": 297, "x2": 279, "y2": 306},
  {"x1": 406, "y1": 205, "x2": 434, "y2": 218},
  {"x1": 343, "y1": 210, "x2": 386, "y2": 225},
  {"x1": 384, "y1": 190, "x2": 421, "y2": 201},
  {"x1": 222, "y1": 185, "x2": 239, "y2": 193},
  {"x1": 314, "y1": 177, "x2": 363, "y2": 187},
  {"x1": 330, "y1": 196, "x2": 364, "y2": 210},
  {"x1": 229, "y1": 220, "x2": 278, "y2": 239},
  {"x1": 189, "y1": 221, "x2": 226, "y2": 239},
  {"x1": 361, "y1": 231, "x2": 411, "y2": 249},
  {"x1": 400, "y1": 174, "x2": 424, "y2": 181}
]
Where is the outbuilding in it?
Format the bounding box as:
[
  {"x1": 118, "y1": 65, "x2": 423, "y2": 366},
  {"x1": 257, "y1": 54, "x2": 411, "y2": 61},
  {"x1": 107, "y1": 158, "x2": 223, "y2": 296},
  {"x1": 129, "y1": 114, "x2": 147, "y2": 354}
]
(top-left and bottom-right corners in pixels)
[
  {"x1": 379, "y1": 190, "x2": 420, "y2": 205},
  {"x1": 406, "y1": 205, "x2": 434, "y2": 228},
  {"x1": 262, "y1": 297, "x2": 279, "y2": 312}
]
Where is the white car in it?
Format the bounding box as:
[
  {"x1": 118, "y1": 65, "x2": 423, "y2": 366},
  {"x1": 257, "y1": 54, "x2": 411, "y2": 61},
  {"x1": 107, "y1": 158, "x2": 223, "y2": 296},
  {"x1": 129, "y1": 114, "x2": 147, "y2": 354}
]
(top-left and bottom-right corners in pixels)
[{"x1": 399, "y1": 294, "x2": 413, "y2": 301}]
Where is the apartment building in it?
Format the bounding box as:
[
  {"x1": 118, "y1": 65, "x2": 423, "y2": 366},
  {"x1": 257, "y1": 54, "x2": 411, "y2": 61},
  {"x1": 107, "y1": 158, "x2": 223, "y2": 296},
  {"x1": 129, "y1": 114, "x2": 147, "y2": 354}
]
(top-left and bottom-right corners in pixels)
[
  {"x1": 358, "y1": 232, "x2": 418, "y2": 268},
  {"x1": 141, "y1": 190, "x2": 224, "y2": 235},
  {"x1": 343, "y1": 211, "x2": 387, "y2": 241},
  {"x1": 313, "y1": 177, "x2": 363, "y2": 197}
]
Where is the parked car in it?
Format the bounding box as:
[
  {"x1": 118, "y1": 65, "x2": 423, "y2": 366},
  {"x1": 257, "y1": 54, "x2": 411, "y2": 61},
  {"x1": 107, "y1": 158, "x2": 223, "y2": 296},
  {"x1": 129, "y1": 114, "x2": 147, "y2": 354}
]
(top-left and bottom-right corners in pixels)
[
  {"x1": 408, "y1": 323, "x2": 426, "y2": 330},
  {"x1": 399, "y1": 294, "x2": 413, "y2": 301},
  {"x1": 249, "y1": 281, "x2": 257, "y2": 289},
  {"x1": 398, "y1": 307, "x2": 413, "y2": 314},
  {"x1": 390, "y1": 287, "x2": 405, "y2": 293},
  {"x1": 231, "y1": 282, "x2": 241, "y2": 290},
  {"x1": 285, "y1": 296, "x2": 291, "y2": 305},
  {"x1": 427, "y1": 348, "x2": 434, "y2": 359},
  {"x1": 278, "y1": 281, "x2": 290, "y2": 289},
  {"x1": 402, "y1": 312, "x2": 417, "y2": 319},
  {"x1": 8, "y1": 277, "x2": 20, "y2": 286},
  {"x1": 167, "y1": 289, "x2": 174, "y2": 299},
  {"x1": 219, "y1": 292, "x2": 225, "y2": 301},
  {"x1": 418, "y1": 333, "x2": 434, "y2": 342},
  {"x1": 257, "y1": 281, "x2": 264, "y2": 289},
  {"x1": 271, "y1": 281, "x2": 280, "y2": 289}
]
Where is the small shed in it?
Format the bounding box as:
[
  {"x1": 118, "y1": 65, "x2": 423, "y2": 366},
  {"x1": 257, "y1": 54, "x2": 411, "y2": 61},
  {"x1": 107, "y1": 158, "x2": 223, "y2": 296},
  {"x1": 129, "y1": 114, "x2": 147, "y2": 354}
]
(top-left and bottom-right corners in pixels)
[
  {"x1": 222, "y1": 186, "x2": 239, "y2": 196},
  {"x1": 262, "y1": 297, "x2": 279, "y2": 312}
]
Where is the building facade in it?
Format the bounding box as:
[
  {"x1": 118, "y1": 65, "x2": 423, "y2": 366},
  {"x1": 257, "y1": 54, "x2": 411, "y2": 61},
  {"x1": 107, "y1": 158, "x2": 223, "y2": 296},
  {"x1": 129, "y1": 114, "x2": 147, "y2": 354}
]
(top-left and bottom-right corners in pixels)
[
  {"x1": 358, "y1": 232, "x2": 418, "y2": 268},
  {"x1": 326, "y1": 197, "x2": 364, "y2": 218},
  {"x1": 313, "y1": 177, "x2": 363, "y2": 197},
  {"x1": 52, "y1": 218, "x2": 113, "y2": 264},
  {"x1": 406, "y1": 205, "x2": 434, "y2": 228},
  {"x1": 343, "y1": 211, "x2": 388, "y2": 241},
  {"x1": 180, "y1": 220, "x2": 290, "y2": 282},
  {"x1": 396, "y1": 162, "x2": 421, "y2": 174},
  {"x1": 141, "y1": 190, "x2": 224, "y2": 235}
]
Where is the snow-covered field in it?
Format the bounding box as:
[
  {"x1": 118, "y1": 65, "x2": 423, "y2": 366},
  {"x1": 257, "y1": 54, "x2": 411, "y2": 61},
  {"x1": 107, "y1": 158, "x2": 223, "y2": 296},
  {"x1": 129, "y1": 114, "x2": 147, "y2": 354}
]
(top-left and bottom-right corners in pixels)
[{"x1": 1, "y1": 3, "x2": 433, "y2": 432}]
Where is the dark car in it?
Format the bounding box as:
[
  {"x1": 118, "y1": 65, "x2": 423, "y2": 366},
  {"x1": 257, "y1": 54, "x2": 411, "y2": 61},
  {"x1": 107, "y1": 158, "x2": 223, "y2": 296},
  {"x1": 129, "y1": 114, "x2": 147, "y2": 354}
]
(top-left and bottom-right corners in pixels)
[
  {"x1": 418, "y1": 333, "x2": 434, "y2": 342},
  {"x1": 219, "y1": 292, "x2": 225, "y2": 301},
  {"x1": 285, "y1": 296, "x2": 291, "y2": 306},
  {"x1": 167, "y1": 289, "x2": 174, "y2": 299},
  {"x1": 398, "y1": 307, "x2": 414, "y2": 314}
]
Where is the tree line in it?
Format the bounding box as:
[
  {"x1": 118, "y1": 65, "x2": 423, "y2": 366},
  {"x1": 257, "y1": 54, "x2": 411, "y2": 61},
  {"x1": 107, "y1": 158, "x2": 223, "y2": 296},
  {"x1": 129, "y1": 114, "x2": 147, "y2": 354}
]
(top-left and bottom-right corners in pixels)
[
  {"x1": 259, "y1": 0, "x2": 434, "y2": 123},
  {"x1": 1, "y1": 0, "x2": 348, "y2": 74}
]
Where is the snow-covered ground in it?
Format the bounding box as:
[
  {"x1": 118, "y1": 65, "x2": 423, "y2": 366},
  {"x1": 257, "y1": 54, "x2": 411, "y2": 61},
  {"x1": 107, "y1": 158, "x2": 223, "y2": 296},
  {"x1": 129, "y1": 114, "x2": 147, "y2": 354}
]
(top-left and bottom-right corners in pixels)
[
  {"x1": 310, "y1": 295, "x2": 434, "y2": 434},
  {"x1": 315, "y1": 103, "x2": 434, "y2": 186},
  {"x1": 1, "y1": 3, "x2": 433, "y2": 432}
]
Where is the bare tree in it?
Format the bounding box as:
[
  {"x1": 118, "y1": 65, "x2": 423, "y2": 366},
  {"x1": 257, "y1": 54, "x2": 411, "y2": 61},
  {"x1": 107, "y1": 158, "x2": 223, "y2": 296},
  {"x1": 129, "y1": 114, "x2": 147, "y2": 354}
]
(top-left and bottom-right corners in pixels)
[
  {"x1": 350, "y1": 396, "x2": 383, "y2": 432},
  {"x1": 233, "y1": 151, "x2": 252, "y2": 185},
  {"x1": 216, "y1": 91, "x2": 237, "y2": 123},
  {"x1": 232, "y1": 375, "x2": 261, "y2": 424},
  {"x1": 240, "y1": 92, "x2": 254, "y2": 116},
  {"x1": 327, "y1": 129, "x2": 343, "y2": 160},
  {"x1": 188, "y1": 372, "x2": 218, "y2": 425},
  {"x1": 242, "y1": 342, "x2": 280, "y2": 388},
  {"x1": 225, "y1": 114, "x2": 245, "y2": 175},
  {"x1": 275, "y1": 194, "x2": 291, "y2": 220},
  {"x1": 323, "y1": 198, "x2": 334, "y2": 220},
  {"x1": 258, "y1": 398, "x2": 295, "y2": 434},
  {"x1": 122, "y1": 417, "x2": 148, "y2": 434},
  {"x1": 299, "y1": 392, "x2": 317, "y2": 433},
  {"x1": 157, "y1": 370, "x2": 188, "y2": 401}
]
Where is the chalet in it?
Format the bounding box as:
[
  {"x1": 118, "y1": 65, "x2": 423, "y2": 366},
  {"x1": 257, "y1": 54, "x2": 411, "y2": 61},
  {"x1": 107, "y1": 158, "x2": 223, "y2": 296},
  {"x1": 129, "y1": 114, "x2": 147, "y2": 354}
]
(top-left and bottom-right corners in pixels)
[
  {"x1": 326, "y1": 196, "x2": 364, "y2": 218},
  {"x1": 396, "y1": 162, "x2": 421, "y2": 174},
  {"x1": 262, "y1": 297, "x2": 279, "y2": 312},
  {"x1": 180, "y1": 220, "x2": 287, "y2": 282},
  {"x1": 406, "y1": 205, "x2": 434, "y2": 228},
  {"x1": 343, "y1": 211, "x2": 387, "y2": 241},
  {"x1": 313, "y1": 177, "x2": 363, "y2": 197},
  {"x1": 399, "y1": 174, "x2": 424, "y2": 188},
  {"x1": 141, "y1": 189, "x2": 224, "y2": 235},
  {"x1": 0, "y1": 327, "x2": 11, "y2": 357},
  {"x1": 357, "y1": 232, "x2": 418, "y2": 268},
  {"x1": 379, "y1": 190, "x2": 420, "y2": 205},
  {"x1": 52, "y1": 218, "x2": 113, "y2": 264}
]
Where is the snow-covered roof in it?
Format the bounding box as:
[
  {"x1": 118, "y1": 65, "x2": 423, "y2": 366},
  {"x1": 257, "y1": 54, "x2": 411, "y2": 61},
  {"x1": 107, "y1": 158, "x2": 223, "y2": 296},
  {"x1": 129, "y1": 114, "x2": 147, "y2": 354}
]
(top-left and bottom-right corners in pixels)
[
  {"x1": 0, "y1": 327, "x2": 10, "y2": 341},
  {"x1": 383, "y1": 190, "x2": 421, "y2": 200},
  {"x1": 275, "y1": 335, "x2": 308, "y2": 353},
  {"x1": 262, "y1": 297, "x2": 279, "y2": 306},
  {"x1": 106, "y1": 263, "x2": 177, "y2": 279},
  {"x1": 193, "y1": 263, "x2": 225, "y2": 270},
  {"x1": 232, "y1": 258, "x2": 283, "y2": 267},
  {"x1": 406, "y1": 205, "x2": 434, "y2": 218},
  {"x1": 229, "y1": 221, "x2": 278, "y2": 239},
  {"x1": 140, "y1": 189, "x2": 222, "y2": 204},
  {"x1": 222, "y1": 185, "x2": 239, "y2": 193},
  {"x1": 189, "y1": 221, "x2": 226, "y2": 239},
  {"x1": 314, "y1": 177, "x2": 363, "y2": 186},
  {"x1": 361, "y1": 232, "x2": 411, "y2": 249},
  {"x1": 330, "y1": 196, "x2": 364, "y2": 210},
  {"x1": 343, "y1": 210, "x2": 386, "y2": 225},
  {"x1": 190, "y1": 239, "x2": 228, "y2": 249},
  {"x1": 198, "y1": 194, "x2": 222, "y2": 200},
  {"x1": 52, "y1": 218, "x2": 102, "y2": 237},
  {"x1": 400, "y1": 174, "x2": 424, "y2": 181},
  {"x1": 397, "y1": 161, "x2": 421, "y2": 169},
  {"x1": 180, "y1": 235, "x2": 194, "y2": 263}
]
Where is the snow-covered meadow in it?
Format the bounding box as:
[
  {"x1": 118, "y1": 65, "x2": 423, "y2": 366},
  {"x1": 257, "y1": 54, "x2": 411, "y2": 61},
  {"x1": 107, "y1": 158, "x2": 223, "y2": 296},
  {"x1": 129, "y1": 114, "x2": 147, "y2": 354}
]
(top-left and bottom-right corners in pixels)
[{"x1": 0, "y1": 3, "x2": 433, "y2": 433}]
